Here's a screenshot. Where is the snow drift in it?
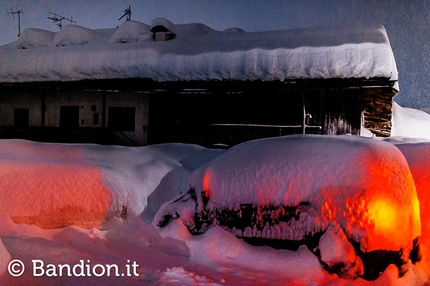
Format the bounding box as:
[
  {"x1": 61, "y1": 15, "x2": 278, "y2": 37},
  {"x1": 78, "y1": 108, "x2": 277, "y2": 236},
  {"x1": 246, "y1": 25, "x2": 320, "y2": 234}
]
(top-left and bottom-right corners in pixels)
[
  {"x1": 391, "y1": 102, "x2": 430, "y2": 140},
  {"x1": 0, "y1": 140, "x2": 221, "y2": 229}
]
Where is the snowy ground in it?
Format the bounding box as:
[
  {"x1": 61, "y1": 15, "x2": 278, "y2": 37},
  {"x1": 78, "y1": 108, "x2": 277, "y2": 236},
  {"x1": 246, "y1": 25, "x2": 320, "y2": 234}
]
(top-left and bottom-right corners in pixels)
[{"x1": 0, "y1": 103, "x2": 430, "y2": 285}]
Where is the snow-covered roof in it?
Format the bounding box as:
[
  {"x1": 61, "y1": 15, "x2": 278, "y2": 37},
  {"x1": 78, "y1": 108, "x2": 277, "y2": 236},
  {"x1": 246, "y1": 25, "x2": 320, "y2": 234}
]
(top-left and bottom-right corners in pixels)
[{"x1": 0, "y1": 19, "x2": 398, "y2": 84}]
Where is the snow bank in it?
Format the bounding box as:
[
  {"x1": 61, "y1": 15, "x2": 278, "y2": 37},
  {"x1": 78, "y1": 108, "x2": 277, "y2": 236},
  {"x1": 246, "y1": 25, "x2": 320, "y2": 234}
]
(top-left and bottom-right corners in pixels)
[
  {"x1": 158, "y1": 219, "x2": 328, "y2": 284},
  {"x1": 186, "y1": 135, "x2": 420, "y2": 253},
  {"x1": 0, "y1": 140, "x2": 221, "y2": 229},
  {"x1": 0, "y1": 161, "x2": 111, "y2": 229},
  {"x1": 391, "y1": 101, "x2": 430, "y2": 140},
  {"x1": 0, "y1": 21, "x2": 398, "y2": 83}
]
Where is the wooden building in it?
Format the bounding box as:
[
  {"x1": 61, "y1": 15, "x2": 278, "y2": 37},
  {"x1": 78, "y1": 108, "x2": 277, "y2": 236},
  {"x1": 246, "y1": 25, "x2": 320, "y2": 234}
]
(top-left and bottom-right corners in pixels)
[{"x1": 0, "y1": 20, "x2": 398, "y2": 147}]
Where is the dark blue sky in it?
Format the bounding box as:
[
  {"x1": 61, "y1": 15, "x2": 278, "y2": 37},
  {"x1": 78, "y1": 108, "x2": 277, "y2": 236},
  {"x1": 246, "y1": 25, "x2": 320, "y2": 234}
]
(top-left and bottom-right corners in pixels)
[{"x1": 1, "y1": 0, "x2": 429, "y2": 110}]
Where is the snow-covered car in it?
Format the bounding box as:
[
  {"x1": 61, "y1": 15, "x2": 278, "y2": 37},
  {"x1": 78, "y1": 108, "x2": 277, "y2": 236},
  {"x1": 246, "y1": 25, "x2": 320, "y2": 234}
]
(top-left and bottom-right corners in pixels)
[{"x1": 156, "y1": 135, "x2": 421, "y2": 280}]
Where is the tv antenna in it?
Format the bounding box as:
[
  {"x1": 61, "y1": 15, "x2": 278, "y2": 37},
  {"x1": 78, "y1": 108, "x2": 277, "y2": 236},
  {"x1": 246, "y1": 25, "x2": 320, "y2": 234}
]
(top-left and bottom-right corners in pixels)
[
  {"x1": 8, "y1": 8, "x2": 23, "y2": 37},
  {"x1": 118, "y1": 5, "x2": 131, "y2": 21},
  {"x1": 48, "y1": 11, "x2": 76, "y2": 29}
]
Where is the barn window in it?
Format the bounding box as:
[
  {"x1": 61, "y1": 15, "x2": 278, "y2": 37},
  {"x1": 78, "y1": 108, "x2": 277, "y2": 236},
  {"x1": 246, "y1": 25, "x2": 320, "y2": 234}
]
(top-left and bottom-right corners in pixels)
[
  {"x1": 108, "y1": 107, "x2": 135, "y2": 132},
  {"x1": 14, "y1": 108, "x2": 29, "y2": 127}
]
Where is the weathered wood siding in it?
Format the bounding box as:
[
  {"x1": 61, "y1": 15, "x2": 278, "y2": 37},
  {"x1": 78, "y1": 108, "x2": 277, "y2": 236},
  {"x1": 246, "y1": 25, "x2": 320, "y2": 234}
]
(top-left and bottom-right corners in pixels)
[
  {"x1": 361, "y1": 87, "x2": 396, "y2": 137},
  {"x1": 305, "y1": 89, "x2": 362, "y2": 136}
]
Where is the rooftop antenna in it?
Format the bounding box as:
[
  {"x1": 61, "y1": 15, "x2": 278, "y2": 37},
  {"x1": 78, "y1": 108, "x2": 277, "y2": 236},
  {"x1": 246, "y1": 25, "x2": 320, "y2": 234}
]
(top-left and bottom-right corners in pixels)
[
  {"x1": 48, "y1": 11, "x2": 76, "y2": 29},
  {"x1": 118, "y1": 5, "x2": 131, "y2": 21},
  {"x1": 8, "y1": 8, "x2": 22, "y2": 37}
]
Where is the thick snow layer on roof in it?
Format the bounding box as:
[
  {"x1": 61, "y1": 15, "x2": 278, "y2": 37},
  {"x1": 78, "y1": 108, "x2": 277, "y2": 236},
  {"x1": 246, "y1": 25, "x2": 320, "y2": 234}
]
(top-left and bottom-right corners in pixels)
[
  {"x1": 0, "y1": 20, "x2": 398, "y2": 83},
  {"x1": 109, "y1": 20, "x2": 151, "y2": 43},
  {"x1": 53, "y1": 25, "x2": 98, "y2": 47},
  {"x1": 12, "y1": 28, "x2": 55, "y2": 49}
]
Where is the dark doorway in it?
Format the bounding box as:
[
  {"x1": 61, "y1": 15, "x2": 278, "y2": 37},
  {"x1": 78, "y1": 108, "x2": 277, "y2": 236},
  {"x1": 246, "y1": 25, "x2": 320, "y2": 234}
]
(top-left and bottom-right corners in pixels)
[
  {"x1": 60, "y1": 106, "x2": 79, "y2": 129},
  {"x1": 108, "y1": 107, "x2": 135, "y2": 131},
  {"x1": 14, "y1": 108, "x2": 29, "y2": 127}
]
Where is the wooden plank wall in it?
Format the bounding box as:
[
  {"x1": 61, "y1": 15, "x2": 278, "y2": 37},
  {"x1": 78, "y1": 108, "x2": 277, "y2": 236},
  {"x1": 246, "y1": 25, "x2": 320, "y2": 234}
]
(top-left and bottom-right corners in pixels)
[{"x1": 361, "y1": 87, "x2": 396, "y2": 137}]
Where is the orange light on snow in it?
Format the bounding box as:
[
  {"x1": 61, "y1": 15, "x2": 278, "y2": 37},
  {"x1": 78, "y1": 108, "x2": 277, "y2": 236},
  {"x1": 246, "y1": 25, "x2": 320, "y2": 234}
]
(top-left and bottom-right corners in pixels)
[
  {"x1": 368, "y1": 200, "x2": 397, "y2": 235},
  {"x1": 0, "y1": 161, "x2": 111, "y2": 229},
  {"x1": 361, "y1": 156, "x2": 421, "y2": 252},
  {"x1": 407, "y1": 167, "x2": 430, "y2": 244},
  {"x1": 365, "y1": 195, "x2": 421, "y2": 251},
  {"x1": 316, "y1": 153, "x2": 421, "y2": 253},
  {"x1": 203, "y1": 170, "x2": 211, "y2": 199}
]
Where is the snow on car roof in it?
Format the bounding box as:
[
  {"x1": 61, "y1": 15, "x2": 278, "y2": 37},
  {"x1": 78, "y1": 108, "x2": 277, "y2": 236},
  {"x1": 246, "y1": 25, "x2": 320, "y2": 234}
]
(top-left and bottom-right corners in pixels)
[
  {"x1": 187, "y1": 134, "x2": 420, "y2": 252},
  {"x1": 0, "y1": 19, "x2": 398, "y2": 84}
]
